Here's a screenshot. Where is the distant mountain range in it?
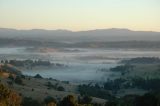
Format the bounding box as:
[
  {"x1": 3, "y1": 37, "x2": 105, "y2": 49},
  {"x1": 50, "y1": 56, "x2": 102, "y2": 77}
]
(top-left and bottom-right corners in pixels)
[{"x1": 0, "y1": 28, "x2": 160, "y2": 42}]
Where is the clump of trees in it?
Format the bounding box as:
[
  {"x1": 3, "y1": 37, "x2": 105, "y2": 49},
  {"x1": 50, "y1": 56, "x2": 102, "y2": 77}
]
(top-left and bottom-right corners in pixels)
[
  {"x1": 59, "y1": 95, "x2": 94, "y2": 106},
  {"x1": 121, "y1": 57, "x2": 160, "y2": 64},
  {"x1": 78, "y1": 84, "x2": 114, "y2": 100},
  {"x1": 44, "y1": 96, "x2": 57, "y2": 106},
  {"x1": 21, "y1": 95, "x2": 93, "y2": 106},
  {"x1": 103, "y1": 77, "x2": 160, "y2": 92},
  {"x1": 21, "y1": 97, "x2": 41, "y2": 106},
  {"x1": 8, "y1": 73, "x2": 15, "y2": 80},
  {"x1": 15, "y1": 76, "x2": 24, "y2": 85},
  {"x1": 59, "y1": 95, "x2": 77, "y2": 106},
  {"x1": 0, "y1": 64, "x2": 22, "y2": 75},
  {"x1": 57, "y1": 86, "x2": 65, "y2": 91},
  {"x1": 21, "y1": 96, "x2": 57, "y2": 106},
  {"x1": 45, "y1": 81, "x2": 57, "y2": 89},
  {"x1": 0, "y1": 59, "x2": 67, "y2": 69},
  {"x1": 45, "y1": 82, "x2": 65, "y2": 91},
  {"x1": 131, "y1": 77, "x2": 160, "y2": 90},
  {"x1": 135, "y1": 93, "x2": 159, "y2": 106},
  {"x1": 78, "y1": 95, "x2": 92, "y2": 104},
  {"x1": 105, "y1": 92, "x2": 160, "y2": 106},
  {"x1": 0, "y1": 59, "x2": 52, "y2": 70},
  {"x1": 0, "y1": 83, "x2": 22, "y2": 106},
  {"x1": 7, "y1": 59, "x2": 51, "y2": 67},
  {"x1": 104, "y1": 78, "x2": 126, "y2": 91},
  {"x1": 110, "y1": 64, "x2": 134, "y2": 75},
  {"x1": 7, "y1": 74, "x2": 24, "y2": 86},
  {"x1": 34, "y1": 74, "x2": 43, "y2": 79}
]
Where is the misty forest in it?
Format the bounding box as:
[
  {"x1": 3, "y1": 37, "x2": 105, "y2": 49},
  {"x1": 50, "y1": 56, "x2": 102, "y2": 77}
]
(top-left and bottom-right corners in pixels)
[{"x1": 0, "y1": 29, "x2": 160, "y2": 106}]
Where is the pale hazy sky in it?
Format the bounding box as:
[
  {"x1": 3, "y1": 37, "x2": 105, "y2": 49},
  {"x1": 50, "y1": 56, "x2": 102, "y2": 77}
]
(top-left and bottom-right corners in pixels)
[{"x1": 0, "y1": 0, "x2": 160, "y2": 31}]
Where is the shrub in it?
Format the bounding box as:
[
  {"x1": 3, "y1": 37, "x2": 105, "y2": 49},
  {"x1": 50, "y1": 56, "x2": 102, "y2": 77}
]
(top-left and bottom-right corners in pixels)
[
  {"x1": 57, "y1": 86, "x2": 65, "y2": 91},
  {"x1": 105, "y1": 101, "x2": 117, "y2": 106},
  {"x1": 81, "y1": 95, "x2": 92, "y2": 104},
  {"x1": 21, "y1": 75, "x2": 26, "y2": 79},
  {"x1": 59, "y1": 95, "x2": 77, "y2": 106},
  {"x1": 8, "y1": 73, "x2": 14, "y2": 81},
  {"x1": 45, "y1": 81, "x2": 56, "y2": 89},
  {"x1": 0, "y1": 83, "x2": 22, "y2": 106},
  {"x1": 78, "y1": 84, "x2": 113, "y2": 100},
  {"x1": 0, "y1": 83, "x2": 10, "y2": 100},
  {"x1": 21, "y1": 97, "x2": 41, "y2": 106},
  {"x1": 34, "y1": 74, "x2": 43, "y2": 79},
  {"x1": 15, "y1": 76, "x2": 23, "y2": 85},
  {"x1": 44, "y1": 96, "x2": 57, "y2": 106},
  {"x1": 135, "y1": 93, "x2": 158, "y2": 106}
]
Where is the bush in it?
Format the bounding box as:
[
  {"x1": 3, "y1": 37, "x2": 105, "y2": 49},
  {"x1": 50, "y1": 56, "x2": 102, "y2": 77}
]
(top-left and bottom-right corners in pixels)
[
  {"x1": 81, "y1": 95, "x2": 92, "y2": 104},
  {"x1": 21, "y1": 97, "x2": 41, "y2": 106},
  {"x1": 104, "y1": 92, "x2": 160, "y2": 106},
  {"x1": 45, "y1": 81, "x2": 56, "y2": 89},
  {"x1": 59, "y1": 95, "x2": 77, "y2": 106},
  {"x1": 8, "y1": 73, "x2": 14, "y2": 80},
  {"x1": 57, "y1": 86, "x2": 65, "y2": 91},
  {"x1": 135, "y1": 93, "x2": 158, "y2": 106},
  {"x1": 34, "y1": 74, "x2": 43, "y2": 79},
  {"x1": 44, "y1": 96, "x2": 57, "y2": 106},
  {"x1": 0, "y1": 83, "x2": 22, "y2": 106},
  {"x1": 105, "y1": 101, "x2": 117, "y2": 106},
  {"x1": 78, "y1": 84, "x2": 114, "y2": 100},
  {"x1": 21, "y1": 75, "x2": 26, "y2": 79},
  {"x1": 15, "y1": 76, "x2": 23, "y2": 85},
  {"x1": 0, "y1": 83, "x2": 10, "y2": 100}
]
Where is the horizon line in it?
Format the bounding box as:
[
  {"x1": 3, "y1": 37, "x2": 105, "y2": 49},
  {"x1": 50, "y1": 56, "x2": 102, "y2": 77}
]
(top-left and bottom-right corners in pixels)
[{"x1": 0, "y1": 27, "x2": 159, "y2": 33}]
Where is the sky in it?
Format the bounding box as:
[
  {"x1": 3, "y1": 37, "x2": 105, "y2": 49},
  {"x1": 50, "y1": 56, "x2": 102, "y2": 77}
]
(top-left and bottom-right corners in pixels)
[{"x1": 0, "y1": 0, "x2": 160, "y2": 31}]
